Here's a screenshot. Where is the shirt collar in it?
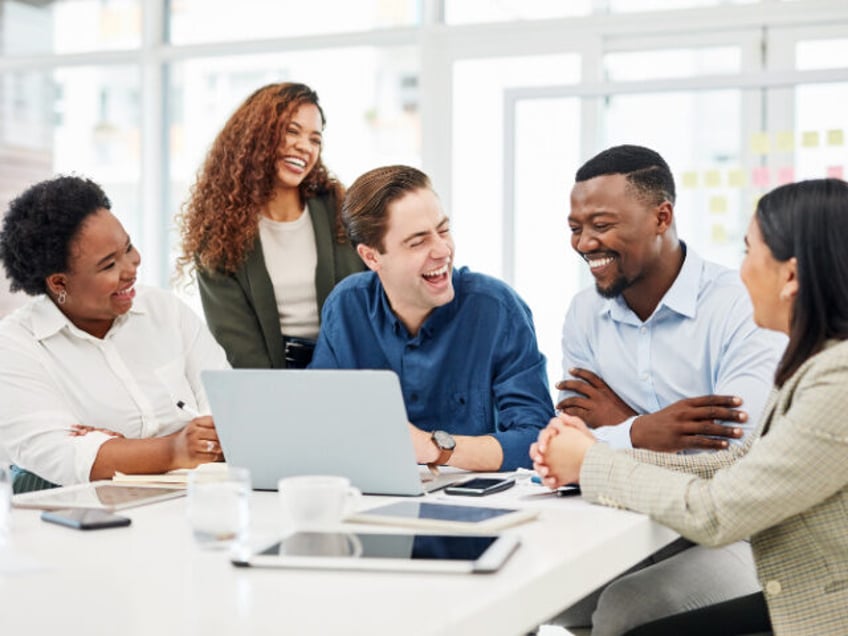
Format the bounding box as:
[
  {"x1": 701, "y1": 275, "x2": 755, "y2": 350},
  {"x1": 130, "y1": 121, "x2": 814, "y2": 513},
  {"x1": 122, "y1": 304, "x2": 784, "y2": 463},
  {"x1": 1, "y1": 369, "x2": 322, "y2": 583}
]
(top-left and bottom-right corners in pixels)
[
  {"x1": 30, "y1": 288, "x2": 147, "y2": 341},
  {"x1": 601, "y1": 241, "x2": 701, "y2": 323},
  {"x1": 377, "y1": 268, "x2": 462, "y2": 340},
  {"x1": 659, "y1": 242, "x2": 700, "y2": 319}
]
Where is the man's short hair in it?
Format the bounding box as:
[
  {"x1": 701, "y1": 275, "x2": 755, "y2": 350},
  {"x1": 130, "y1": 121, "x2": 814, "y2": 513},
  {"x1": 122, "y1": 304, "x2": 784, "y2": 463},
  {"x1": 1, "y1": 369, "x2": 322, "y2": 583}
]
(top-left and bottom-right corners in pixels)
[
  {"x1": 342, "y1": 165, "x2": 432, "y2": 252},
  {"x1": 575, "y1": 145, "x2": 676, "y2": 206}
]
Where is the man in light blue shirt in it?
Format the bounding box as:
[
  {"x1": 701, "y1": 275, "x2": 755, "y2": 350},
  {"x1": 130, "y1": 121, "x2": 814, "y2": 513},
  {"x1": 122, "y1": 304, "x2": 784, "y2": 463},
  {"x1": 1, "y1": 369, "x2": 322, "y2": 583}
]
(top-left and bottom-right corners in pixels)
[
  {"x1": 549, "y1": 145, "x2": 786, "y2": 636},
  {"x1": 558, "y1": 244, "x2": 784, "y2": 451}
]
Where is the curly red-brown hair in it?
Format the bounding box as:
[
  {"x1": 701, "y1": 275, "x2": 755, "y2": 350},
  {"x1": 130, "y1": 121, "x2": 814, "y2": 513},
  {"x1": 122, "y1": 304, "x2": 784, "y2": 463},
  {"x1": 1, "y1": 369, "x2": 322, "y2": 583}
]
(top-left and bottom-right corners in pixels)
[{"x1": 176, "y1": 82, "x2": 345, "y2": 277}]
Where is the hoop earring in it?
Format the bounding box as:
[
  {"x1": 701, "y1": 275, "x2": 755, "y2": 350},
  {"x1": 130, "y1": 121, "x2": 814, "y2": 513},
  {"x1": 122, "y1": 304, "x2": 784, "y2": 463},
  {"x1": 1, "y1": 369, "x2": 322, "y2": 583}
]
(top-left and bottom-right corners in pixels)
[{"x1": 57, "y1": 290, "x2": 67, "y2": 305}]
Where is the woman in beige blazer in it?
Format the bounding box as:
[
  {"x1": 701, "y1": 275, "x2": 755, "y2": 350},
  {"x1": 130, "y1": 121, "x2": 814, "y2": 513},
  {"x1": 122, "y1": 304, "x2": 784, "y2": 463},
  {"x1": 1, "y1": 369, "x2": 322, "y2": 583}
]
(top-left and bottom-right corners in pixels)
[{"x1": 532, "y1": 178, "x2": 848, "y2": 635}]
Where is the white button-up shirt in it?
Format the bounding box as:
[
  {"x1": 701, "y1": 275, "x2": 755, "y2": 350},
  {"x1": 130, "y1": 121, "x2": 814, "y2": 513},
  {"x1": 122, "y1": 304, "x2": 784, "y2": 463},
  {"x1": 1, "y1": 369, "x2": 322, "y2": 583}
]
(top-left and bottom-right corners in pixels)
[{"x1": 0, "y1": 286, "x2": 228, "y2": 485}]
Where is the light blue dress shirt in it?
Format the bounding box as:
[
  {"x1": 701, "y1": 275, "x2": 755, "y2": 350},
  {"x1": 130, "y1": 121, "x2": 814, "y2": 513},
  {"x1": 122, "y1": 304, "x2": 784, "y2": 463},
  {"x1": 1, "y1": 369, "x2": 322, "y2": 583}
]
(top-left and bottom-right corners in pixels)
[{"x1": 559, "y1": 245, "x2": 787, "y2": 450}]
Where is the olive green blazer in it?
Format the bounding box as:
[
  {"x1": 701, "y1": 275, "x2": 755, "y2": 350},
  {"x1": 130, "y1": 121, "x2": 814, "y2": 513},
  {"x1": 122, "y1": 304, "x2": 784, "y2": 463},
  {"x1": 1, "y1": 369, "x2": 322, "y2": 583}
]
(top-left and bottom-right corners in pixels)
[
  {"x1": 197, "y1": 194, "x2": 365, "y2": 368},
  {"x1": 581, "y1": 338, "x2": 848, "y2": 635}
]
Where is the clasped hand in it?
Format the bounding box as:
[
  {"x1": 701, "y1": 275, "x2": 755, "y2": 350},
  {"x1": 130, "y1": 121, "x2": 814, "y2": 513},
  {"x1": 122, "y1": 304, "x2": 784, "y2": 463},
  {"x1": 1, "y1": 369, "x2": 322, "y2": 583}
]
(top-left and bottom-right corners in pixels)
[{"x1": 530, "y1": 414, "x2": 596, "y2": 489}]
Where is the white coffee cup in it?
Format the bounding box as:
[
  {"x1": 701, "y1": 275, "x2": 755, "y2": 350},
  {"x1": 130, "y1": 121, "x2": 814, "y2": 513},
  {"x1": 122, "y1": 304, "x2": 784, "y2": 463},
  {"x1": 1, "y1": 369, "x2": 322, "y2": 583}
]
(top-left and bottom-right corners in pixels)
[{"x1": 278, "y1": 475, "x2": 361, "y2": 531}]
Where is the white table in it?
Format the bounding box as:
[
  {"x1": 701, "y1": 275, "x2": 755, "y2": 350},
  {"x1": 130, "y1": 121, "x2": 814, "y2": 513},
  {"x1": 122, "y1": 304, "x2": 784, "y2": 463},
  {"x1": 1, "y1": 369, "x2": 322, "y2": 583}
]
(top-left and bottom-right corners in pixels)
[{"x1": 0, "y1": 477, "x2": 677, "y2": 636}]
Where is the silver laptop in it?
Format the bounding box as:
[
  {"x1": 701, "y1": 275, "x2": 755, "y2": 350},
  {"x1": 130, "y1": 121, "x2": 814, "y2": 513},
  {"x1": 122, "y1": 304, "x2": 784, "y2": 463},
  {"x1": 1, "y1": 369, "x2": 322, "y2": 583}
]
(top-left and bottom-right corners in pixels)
[{"x1": 201, "y1": 369, "x2": 462, "y2": 495}]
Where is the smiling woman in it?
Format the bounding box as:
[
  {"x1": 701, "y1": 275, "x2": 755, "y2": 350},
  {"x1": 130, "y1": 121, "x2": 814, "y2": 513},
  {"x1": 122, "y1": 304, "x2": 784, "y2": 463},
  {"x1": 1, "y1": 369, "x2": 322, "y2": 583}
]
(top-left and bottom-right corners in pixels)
[
  {"x1": 0, "y1": 176, "x2": 230, "y2": 490},
  {"x1": 176, "y1": 82, "x2": 365, "y2": 370}
]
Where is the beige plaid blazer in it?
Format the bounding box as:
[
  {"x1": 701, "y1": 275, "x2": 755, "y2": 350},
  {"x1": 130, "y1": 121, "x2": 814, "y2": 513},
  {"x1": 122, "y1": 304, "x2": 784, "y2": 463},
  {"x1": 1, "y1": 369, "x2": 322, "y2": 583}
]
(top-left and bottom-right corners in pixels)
[{"x1": 581, "y1": 338, "x2": 848, "y2": 635}]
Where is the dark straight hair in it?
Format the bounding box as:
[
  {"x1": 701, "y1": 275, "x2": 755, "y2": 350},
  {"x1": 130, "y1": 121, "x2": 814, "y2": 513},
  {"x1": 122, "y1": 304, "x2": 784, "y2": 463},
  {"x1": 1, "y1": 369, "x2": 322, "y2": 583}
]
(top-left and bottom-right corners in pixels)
[{"x1": 756, "y1": 178, "x2": 848, "y2": 386}]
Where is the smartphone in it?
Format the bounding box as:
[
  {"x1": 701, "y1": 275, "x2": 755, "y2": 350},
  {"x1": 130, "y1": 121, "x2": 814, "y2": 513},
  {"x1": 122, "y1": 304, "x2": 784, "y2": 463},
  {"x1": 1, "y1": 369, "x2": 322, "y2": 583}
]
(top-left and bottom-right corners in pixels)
[
  {"x1": 41, "y1": 508, "x2": 131, "y2": 530},
  {"x1": 556, "y1": 484, "x2": 581, "y2": 497},
  {"x1": 444, "y1": 477, "x2": 515, "y2": 497}
]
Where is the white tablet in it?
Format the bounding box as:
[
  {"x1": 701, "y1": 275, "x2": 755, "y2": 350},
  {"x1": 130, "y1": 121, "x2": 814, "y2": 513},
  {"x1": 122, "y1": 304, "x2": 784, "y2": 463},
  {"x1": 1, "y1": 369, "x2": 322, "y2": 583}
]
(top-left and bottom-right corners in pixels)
[
  {"x1": 233, "y1": 531, "x2": 520, "y2": 574},
  {"x1": 12, "y1": 481, "x2": 185, "y2": 511},
  {"x1": 346, "y1": 501, "x2": 538, "y2": 533}
]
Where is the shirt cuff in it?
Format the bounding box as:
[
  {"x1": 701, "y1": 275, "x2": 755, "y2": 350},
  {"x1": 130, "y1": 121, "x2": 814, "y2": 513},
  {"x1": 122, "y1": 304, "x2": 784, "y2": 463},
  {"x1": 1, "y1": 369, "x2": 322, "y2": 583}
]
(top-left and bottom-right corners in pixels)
[
  {"x1": 491, "y1": 427, "x2": 539, "y2": 471},
  {"x1": 591, "y1": 416, "x2": 637, "y2": 450},
  {"x1": 72, "y1": 431, "x2": 114, "y2": 484}
]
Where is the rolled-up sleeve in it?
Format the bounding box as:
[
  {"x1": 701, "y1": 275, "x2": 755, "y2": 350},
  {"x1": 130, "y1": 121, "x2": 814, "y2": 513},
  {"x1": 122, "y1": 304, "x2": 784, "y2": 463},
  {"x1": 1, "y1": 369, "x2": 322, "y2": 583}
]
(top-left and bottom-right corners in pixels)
[{"x1": 0, "y1": 337, "x2": 112, "y2": 485}]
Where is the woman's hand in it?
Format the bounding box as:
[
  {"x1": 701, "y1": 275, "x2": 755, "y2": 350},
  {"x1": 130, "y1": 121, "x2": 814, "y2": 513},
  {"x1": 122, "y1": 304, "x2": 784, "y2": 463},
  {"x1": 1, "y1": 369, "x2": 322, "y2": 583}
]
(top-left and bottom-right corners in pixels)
[
  {"x1": 530, "y1": 414, "x2": 596, "y2": 488},
  {"x1": 170, "y1": 416, "x2": 224, "y2": 468},
  {"x1": 68, "y1": 424, "x2": 125, "y2": 438}
]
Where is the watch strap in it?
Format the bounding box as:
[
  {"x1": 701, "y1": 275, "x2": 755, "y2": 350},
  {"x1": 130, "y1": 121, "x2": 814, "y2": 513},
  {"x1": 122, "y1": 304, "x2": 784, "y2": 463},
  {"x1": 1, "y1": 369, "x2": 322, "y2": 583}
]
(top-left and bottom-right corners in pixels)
[{"x1": 427, "y1": 431, "x2": 455, "y2": 474}]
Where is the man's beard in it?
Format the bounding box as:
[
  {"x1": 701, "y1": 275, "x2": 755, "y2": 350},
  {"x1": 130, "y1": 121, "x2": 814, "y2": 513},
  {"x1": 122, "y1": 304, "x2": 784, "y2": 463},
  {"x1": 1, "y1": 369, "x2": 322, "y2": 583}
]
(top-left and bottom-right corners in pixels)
[{"x1": 596, "y1": 274, "x2": 632, "y2": 299}]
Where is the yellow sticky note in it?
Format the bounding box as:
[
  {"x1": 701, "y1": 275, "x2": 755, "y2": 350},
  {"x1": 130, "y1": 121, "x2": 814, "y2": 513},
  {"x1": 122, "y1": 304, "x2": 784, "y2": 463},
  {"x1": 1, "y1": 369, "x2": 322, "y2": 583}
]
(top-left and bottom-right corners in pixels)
[
  {"x1": 775, "y1": 131, "x2": 795, "y2": 152},
  {"x1": 750, "y1": 132, "x2": 770, "y2": 155},
  {"x1": 704, "y1": 170, "x2": 721, "y2": 188},
  {"x1": 801, "y1": 131, "x2": 820, "y2": 148},
  {"x1": 681, "y1": 171, "x2": 698, "y2": 188},
  {"x1": 727, "y1": 169, "x2": 746, "y2": 188},
  {"x1": 709, "y1": 196, "x2": 728, "y2": 214},
  {"x1": 711, "y1": 224, "x2": 728, "y2": 244},
  {"x1": 827, "y1": 129, "x2": 845, "y2": 146}
]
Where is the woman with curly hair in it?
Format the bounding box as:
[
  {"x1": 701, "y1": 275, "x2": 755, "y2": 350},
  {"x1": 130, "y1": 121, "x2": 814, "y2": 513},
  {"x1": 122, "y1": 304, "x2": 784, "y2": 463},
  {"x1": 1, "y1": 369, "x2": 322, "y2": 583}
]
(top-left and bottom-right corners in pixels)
[{"x1": 177, "y1": 82, "x2": 364, "y2": 369}]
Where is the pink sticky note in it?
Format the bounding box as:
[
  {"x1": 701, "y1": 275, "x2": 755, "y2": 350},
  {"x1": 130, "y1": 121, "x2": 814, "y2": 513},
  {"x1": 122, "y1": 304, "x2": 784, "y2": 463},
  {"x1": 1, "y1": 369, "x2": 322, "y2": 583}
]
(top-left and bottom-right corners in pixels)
[
  {"x1": 827, "y1": 165, "x2": 844, "y2": 179},
  {"x1": 776, "y1": 166, "x2": 795, "y2": 185},
  {"x1": 751, "y1": 166, "x2": 770, "y2": 188}
]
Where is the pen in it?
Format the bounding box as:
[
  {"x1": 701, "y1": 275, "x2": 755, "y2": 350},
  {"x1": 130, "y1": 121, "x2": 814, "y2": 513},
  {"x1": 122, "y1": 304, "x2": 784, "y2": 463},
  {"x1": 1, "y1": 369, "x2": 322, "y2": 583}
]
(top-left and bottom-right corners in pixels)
[{"x1": 176, "y1": 400, "x2": 200, "y2": 418}]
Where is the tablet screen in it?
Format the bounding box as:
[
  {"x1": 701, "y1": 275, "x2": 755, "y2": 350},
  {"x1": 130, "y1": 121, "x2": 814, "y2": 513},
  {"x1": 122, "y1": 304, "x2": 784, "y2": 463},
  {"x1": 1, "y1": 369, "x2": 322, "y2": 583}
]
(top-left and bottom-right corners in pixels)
[
  {"x1": 13, "y1": 481, "x2": 185, "y2": 511},
  {"x1": 359, "y1": 501, "x2": 515, "y2": 524},
  {"x1": 261, "y1": 531, "x2": 500, "y2": 561}
]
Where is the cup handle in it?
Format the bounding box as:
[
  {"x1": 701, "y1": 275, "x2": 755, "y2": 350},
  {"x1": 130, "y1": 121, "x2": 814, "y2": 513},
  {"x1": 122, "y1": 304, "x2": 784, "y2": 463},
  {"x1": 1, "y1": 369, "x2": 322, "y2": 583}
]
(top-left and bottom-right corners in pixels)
[{"x1": 344, "y1": 532, "x2": 363, "y2": 558}]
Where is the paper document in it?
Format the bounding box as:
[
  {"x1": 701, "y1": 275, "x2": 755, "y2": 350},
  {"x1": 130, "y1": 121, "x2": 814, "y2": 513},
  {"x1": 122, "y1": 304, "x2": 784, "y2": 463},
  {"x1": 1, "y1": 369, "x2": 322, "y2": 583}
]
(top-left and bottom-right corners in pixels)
[{"x1": 112, "y1": 462, "x2": 229, "y2": 486}]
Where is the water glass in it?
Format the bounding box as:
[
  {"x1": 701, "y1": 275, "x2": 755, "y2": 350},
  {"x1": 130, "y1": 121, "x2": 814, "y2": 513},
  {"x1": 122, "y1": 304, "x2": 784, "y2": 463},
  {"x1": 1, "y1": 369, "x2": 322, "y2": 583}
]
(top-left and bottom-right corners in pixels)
[{"x1": 186, "y1": 465, "x2": 250, "y2": 550}]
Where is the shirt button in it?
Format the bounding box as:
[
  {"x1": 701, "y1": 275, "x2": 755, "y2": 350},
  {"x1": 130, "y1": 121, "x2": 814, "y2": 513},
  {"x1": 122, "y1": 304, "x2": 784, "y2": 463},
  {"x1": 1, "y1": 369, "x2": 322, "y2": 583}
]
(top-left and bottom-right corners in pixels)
[
  {"x1": 640, "y1": 326, "x2": 647, "y2": 334},
  {"x1": 410, "y1": 393, "x2": 418, "y2": 402},
  {"x1": 765, "y1": 580, "x2": 782, "y2": 596},
  {"x1": 640, "y1": 373, "x2": 649, "y2": 381}
]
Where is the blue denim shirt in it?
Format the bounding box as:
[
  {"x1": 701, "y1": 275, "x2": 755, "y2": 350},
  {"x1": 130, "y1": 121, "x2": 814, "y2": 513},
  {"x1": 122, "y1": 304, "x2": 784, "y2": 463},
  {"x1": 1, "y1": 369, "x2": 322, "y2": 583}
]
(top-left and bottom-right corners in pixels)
[{"x1": 310, "y1": 267, "x2": 554, "y2": 470}]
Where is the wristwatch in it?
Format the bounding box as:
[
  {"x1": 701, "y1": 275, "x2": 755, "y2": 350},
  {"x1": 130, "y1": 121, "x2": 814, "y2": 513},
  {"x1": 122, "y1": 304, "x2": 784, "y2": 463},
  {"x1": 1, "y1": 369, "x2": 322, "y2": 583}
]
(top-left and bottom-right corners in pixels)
[{"x1": 427, "y1": 430, "x2": 456, "y2": 473}]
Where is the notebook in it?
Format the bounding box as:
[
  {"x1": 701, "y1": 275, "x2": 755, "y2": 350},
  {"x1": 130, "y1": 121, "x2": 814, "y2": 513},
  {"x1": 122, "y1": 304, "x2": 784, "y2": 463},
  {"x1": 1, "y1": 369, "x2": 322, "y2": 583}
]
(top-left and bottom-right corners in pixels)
[{"x1": 201, "y1": 369, "x2": 464, "y2": 496}]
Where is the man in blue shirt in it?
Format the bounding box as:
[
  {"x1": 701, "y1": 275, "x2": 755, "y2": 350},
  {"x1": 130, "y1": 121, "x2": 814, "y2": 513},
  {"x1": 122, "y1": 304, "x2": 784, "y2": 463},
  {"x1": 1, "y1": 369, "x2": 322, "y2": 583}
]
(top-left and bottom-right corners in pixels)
[
  {"x1": 310, "y1": 165, "x2": 553, "y2": 471},
  {"x1": 547, "y1": 145, "x2": 786, "y2": 635}
]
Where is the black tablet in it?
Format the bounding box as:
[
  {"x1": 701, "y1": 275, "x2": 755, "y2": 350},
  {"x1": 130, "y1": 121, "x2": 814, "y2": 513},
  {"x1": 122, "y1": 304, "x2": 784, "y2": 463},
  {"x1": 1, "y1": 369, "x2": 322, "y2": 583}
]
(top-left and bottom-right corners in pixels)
[{"x1": 233, "y1": 531, "x2": 520, "y2": 574}]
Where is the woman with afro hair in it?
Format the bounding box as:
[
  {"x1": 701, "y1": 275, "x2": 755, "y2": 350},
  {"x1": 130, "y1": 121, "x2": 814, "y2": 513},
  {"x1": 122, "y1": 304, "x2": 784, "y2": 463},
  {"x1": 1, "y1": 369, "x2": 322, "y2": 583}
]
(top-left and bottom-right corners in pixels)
[{"x1": 177, "y1": 82, "x2": 364, "y2": 369}]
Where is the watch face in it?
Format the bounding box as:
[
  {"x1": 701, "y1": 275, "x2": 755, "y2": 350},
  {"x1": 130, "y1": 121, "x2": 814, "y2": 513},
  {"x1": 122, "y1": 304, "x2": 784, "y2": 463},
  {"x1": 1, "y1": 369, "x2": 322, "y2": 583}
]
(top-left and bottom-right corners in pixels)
[{"x1": 432, "y1": 430, "x2": 456, "y2": 451}]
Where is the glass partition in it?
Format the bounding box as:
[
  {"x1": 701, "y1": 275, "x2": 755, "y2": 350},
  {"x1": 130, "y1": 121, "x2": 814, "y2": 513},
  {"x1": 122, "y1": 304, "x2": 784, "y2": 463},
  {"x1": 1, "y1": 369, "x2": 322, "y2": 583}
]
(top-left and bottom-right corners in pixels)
[{"x1": 0, "y1": 0, "x2": 141, "y2": 56}]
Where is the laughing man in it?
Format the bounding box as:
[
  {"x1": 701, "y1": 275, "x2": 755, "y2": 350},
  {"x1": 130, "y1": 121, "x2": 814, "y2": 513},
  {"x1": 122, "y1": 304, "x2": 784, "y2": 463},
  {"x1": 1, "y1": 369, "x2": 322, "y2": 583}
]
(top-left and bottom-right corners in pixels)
[{"x1": 309, "y1": 165, "x2": 553, "y2": 472}]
